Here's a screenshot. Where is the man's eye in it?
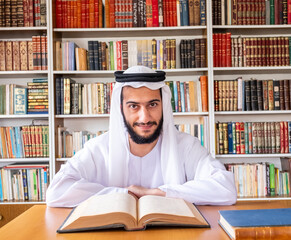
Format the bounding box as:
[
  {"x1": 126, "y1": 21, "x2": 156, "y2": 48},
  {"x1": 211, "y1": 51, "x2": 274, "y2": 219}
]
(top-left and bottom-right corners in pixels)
[
  {"x1": 129, "y1": 105, "x2": 137, "y2": 109},
  {"x1": 150, "y1": 102, "x2": 157, "y2": 107}
]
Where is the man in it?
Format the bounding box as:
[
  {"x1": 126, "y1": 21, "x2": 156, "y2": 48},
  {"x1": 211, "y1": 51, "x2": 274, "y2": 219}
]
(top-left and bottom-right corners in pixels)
[{"x1": 46, "y1": 66, "x2": 237, "y2": 207}]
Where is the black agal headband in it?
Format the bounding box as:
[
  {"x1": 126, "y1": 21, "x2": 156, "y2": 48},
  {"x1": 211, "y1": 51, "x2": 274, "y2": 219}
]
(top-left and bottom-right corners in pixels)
[{"x1": 114, "y1": 70, "x2": 166, "y2": 82}]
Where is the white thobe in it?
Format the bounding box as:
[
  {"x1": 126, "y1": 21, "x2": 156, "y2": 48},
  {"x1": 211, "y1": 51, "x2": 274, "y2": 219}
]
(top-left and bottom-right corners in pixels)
[{"x1": 46, "y1": 132, "x2": 237, "y2": 207}]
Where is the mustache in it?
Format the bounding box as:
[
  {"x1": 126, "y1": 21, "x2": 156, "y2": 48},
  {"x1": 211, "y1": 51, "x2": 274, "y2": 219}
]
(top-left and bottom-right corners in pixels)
[{"x1": 133, "y1": 121, "x2": 158, "y2": 127}]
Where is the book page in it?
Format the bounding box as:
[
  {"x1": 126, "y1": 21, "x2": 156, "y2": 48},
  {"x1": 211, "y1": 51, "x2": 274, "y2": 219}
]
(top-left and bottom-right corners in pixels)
[
  {"x1": 62, "y1": 193, "x2": 137, "y2": 229},
  {"x1": 138, "y1": 195, "x2": 194, "y2": 221}
]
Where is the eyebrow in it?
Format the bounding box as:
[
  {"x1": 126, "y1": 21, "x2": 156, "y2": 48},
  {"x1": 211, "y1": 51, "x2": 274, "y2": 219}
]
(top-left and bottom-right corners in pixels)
[{"x1": 125, "y1": 99, "x2": 161, "y2": 104}]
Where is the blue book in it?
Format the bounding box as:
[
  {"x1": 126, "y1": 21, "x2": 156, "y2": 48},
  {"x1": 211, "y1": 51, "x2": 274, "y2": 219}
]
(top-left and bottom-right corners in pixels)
[
  {"x1": 180, "y1": 0, "x2": 189, "y2": 26},
  {"x1": 219, "y1": 208, "x2": 291, "y2": 240},
  {"x1": 227, "y1": 123, "x2": 233, "y2": 154},
  {"x1": 68, "y1": 42, "x2": 76, "y2": 70},
  {"x1": 200, "y1": 0, "x2": 206, "y2": 26}
]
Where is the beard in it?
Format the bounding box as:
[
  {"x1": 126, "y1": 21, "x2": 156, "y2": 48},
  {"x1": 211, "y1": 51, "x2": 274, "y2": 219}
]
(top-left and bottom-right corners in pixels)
[{"x1": 121, "y1": 110, "x2": 163, "y2": 144}]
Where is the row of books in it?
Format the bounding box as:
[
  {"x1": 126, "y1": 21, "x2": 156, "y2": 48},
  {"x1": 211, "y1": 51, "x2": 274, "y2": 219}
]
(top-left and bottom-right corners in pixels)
[
  {"x1": 57, "y1": 126, "x2": 106, "y2": 158},
  {"x1": 214, "y1": 78, "x2": 291, "y2": 112},
  {"x1": 175, "y1": 117, "x2": 209, "y2": 150},
  {"x1": 0, "y1": 124, "x2": 49, "y2": 159},
  {"x1": 216, "y1": 121, "x2": 291, "y2": 155},
  {"x1": 167, "y1": 77, "x2": 208, "y2": 113},
  {"x1": 55, "y1": 77, "x2": 208, "y2": 115},
  {"x1": 0, "y1": 0, "x2": 47, "y2": 27},
  {"x1": 55, "y1": 0, "x2": 206, "y2": 28},
  {"x1": 55, "y1": 38, "x2": 207, "y2": 71},
  {"x1": 0, "y1": 35, "x2": 48, "y2": 71},
  {"x1": 213, "y1": 0, "x2": 291, "y2": 25},
  {"x1": 213, "y1": 33, "x2": 291, "y2": 67},
  {"x1": 0, "y1": 78, "x2": 48, "y2": 115},
  {"x1": 180, "y1": 38, "x2": 207, "y2": 68},
  {"x1": 225, "y1": 162, "x2": 290, "y2": 198},
  {"x1": 55, "y1": 78, "x2": 115, "y2": 115},
  {"x1": 0, "y1": 164, "x2": 49, "y2": 201}
]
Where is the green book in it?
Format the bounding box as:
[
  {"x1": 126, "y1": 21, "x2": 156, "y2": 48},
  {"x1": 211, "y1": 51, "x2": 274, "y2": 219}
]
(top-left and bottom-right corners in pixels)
[
  {"x1": 270, "y1": 0, "x2": 275, "y2": 24},
  {"x1": 269, "y1": 163, "x2": 275, "y2": 196}
]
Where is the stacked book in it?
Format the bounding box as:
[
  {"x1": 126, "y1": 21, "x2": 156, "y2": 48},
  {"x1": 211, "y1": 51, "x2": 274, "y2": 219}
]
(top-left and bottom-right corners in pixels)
[
  {"x1": 0, "y1": 34, "x2": 48, "y2": 71},
  {"x1": 0, "y1": 0, "x2": 47, "y2": 27},
  {"x1": 0, "y1": 124, "x2": 49, "y2": 159},
  {"x1": 55, "y1": 0, "x2": 206, "y2": 28},
  {"x1": 213, "y1": 33, "x2": 291, "y2": 67},
  {"x1": 27, "y1": 78, "x2": 48, "y2": 114},
  {"x1": 57, "y1": 126, "x2": 106, "y2": 158},
  {"x1": 216, "y1": 121, "x2": 291, "y2": 155},
  {"x1": 213, "y1": 0, "x2": 291, "y2": 25},
  {"x1": 214, "y1": 78, "x2": 291, "y2": 112},
  {"x1": 0, "y1": 164, "x2": 49, "y2": 201},
  {"x1": 225, "y1": 161, "x2": 290, "y2": 198}
]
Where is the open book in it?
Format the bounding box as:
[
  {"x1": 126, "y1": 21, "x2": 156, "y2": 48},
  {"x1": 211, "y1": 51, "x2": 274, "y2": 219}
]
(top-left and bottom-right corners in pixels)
[{"x1": 57, "y1": 192, "x2": 209, "y2": 232}]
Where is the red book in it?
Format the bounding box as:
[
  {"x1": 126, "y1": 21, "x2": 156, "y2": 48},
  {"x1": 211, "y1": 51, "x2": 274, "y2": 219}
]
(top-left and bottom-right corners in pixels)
[
  {"x1": 163, "y1": 0, "x2": 168, "y2": 26},
  {"x1": 77, "y1": 0, "x2": 82, "y2": 28},
  {"x1": 168, "y1": 0, "x2": 173, "y2": 26},
  {"x1": 81, "y1": 0, "x2": 87, "y2": 28},
  {"x1": 109, "y1": 0, "x2": 115, "y2": 27},
  {"x1": 56, "y1": 0, "x2": 63, "y2": 28},
  {"x1": 67, "y1": 0, "x2": 72, "y2": 28},
  {"x1": 221, "y1": 33, "x2": 227, "y2": 67},
  {"x1": 213, "y1": 34, "x2": 217, "y2": 67},
  {"x1": 116, "y1": 41, "x2": 122, "y2": 70},
  {"x1": 218, "y1": 33, "x2": 222, "y2": 67},
  {"x1": 99, "y1": 0, "x2": 102, "y2": 28},
  {"x1": 172, "y1": 0, "x2": 177, "y2": 26},
  {"x1": 89, "y1": 0, "x2": 95, "y2": 28},
  {"x1": 152, "y1": 0, "x2": 159, "y2": 27},
  {"x1": 72, "y1": 0, "x2": 78, "y2": 28},
  {"x1": 280, "y1": 121, "x2": 285, "y2": 153},
  {"x1": 146, "y1": 0, "x2": 153, "y2": 27},
  {"x1": 284, "y1": 121, "x2": 289, "y2": 153},
  {"x1": 226, "y1": 32, "x2": 232, "y2": 67}
]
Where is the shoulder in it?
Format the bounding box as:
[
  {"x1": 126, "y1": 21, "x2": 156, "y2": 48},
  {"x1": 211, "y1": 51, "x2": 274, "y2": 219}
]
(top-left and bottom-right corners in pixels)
[{"x1": 176, "y1": 131, "x2": 208, "y2": 158}]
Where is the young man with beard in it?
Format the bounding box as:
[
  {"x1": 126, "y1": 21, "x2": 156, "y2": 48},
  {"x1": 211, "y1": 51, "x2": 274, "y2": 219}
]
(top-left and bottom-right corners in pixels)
[{"x1": 46, "y1": 66, "x2": 237, "y2": 207}]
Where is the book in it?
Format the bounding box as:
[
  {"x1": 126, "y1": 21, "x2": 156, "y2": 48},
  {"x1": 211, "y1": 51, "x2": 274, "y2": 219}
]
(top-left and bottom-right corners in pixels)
[
  {"x1": 219, "y1": 208, "x2": 291, "y2": 240},
  {"x1": 57, "y1": 192, "x2": 209, "y2": 232}
]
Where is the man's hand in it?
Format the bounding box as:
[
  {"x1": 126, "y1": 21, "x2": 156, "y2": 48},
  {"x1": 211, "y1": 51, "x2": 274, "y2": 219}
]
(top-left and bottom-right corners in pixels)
[{"x1": 127, "y1": 185, "x2": 166, "y2": 198}]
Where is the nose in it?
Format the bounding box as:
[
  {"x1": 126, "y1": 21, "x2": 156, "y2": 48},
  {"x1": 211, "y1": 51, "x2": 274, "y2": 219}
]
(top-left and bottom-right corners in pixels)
[{"x1": 138, "y1": 106, "x2": 151, "y2": 123}]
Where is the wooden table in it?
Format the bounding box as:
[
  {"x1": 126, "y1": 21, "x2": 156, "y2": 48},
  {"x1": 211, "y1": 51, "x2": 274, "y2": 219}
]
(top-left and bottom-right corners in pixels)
[{"x1": 1, "y1": 200, "x2": 291, "y2": 240}]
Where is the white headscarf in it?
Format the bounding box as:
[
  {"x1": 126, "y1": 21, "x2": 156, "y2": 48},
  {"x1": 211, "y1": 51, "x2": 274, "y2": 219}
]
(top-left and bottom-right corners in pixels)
[{"x1": 108, "y1": 66, "x2": 184, "y2": 187}]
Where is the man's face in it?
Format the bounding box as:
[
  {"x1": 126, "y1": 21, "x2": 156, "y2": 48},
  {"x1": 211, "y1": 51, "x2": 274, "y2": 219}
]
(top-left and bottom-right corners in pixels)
[{"x1": 121, "y1": 86, "x2": 163, "y2": 144}]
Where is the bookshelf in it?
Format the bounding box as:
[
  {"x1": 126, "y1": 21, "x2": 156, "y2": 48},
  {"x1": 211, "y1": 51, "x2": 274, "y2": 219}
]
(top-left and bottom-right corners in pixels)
[
  {"x1": 212, "y1": 1, "x2": 291, "y2": 200},
  {"x1": 0, "y1": 0, "x2": 51, "y2": 206},
  {"x1": 1, "y1": 0, "x2": 291, "y2": 206}
]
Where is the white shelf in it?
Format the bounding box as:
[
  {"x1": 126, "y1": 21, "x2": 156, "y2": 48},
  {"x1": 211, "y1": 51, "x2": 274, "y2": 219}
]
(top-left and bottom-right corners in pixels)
[
  {"x1": 215, "y1": 110, "x2": 291, "y2": 115},
  {"x1": 216, "y1": 154, "x2": 291, "y2": 158},
  {"x1": 0, "y1": 27, "x2": 47, "y2": 31},
  {"x1": 56, "y1": 112, "x2": 208, "y2": 118},
  {"x1": 214, "y1": 66, "x2": 291, "y2": 71},
  {"x1": 0, "y1": 201, "x2": 45, "y2": 205},
  {"x1": 213, "y1": 25, "x2": 291, "y2": 29},
  {"x1": 0, "y1": 114, "x2": 49, "y2": 119},
  {"x1": 53, "y1": 68, "x2": 208, "y2": 75},
  {"x1": 0, "y1": 71, "x2": 49, "y2": 75},
  {"x1": 55, "y1": 114, "x2": 110, "y2": 118},
  {"x1": 56, "y1": 158, "x2": 69, "y2": 162},
  {"x1": 237, "y1": 197, "x2": 291, "y2": 201},
  {"x1": 54, "y1": 26, "x2": 207, "y2": 32},
  {"x1": 0, "y1": 158, "x2": 50, "y2": 163}
]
